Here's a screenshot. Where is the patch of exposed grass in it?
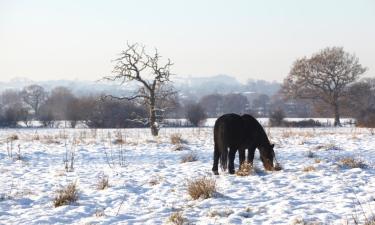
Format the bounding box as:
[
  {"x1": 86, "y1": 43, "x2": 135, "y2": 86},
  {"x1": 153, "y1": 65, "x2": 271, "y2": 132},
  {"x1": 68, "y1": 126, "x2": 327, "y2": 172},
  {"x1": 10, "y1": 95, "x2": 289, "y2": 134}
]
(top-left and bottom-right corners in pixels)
[
  {"x1": 53, "y1": 182, "x2": 78, "y2": 207},
  {"x1": 187, "y1": 176, "x2": 216, "y2": 200}
]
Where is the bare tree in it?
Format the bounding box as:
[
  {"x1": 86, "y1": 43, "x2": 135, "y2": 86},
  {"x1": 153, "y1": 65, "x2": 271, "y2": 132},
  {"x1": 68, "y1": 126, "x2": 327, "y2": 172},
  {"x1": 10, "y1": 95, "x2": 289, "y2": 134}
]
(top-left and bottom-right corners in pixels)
[
  {"x1": 103, "y1": 42, "x2": 176, "y2": 136},
  {"x1": 282, "y1": 47, "x2": 367, "y2": 126},
  {"x1": 21, "y1": 84, "x2": 47, "y2": 117}
]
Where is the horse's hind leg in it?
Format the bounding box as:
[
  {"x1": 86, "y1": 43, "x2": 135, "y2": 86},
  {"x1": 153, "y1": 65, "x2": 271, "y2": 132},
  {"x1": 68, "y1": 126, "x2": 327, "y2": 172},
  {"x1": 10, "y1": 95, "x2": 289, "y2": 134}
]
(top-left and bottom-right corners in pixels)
[
  {"x1": 212, "y1": 142, "x2": 220, "y2": 175},
  {"x1": 228, "y1": 147, "x2": 237, "y2": 174}
]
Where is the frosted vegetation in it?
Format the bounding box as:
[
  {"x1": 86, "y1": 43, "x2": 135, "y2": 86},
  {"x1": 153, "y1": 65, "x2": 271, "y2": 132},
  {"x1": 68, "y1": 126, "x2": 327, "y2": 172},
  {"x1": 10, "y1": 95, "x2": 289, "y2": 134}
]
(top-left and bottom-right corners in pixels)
[{"x1": 1, "y1": 127, "x2": 374, "y2": 224}]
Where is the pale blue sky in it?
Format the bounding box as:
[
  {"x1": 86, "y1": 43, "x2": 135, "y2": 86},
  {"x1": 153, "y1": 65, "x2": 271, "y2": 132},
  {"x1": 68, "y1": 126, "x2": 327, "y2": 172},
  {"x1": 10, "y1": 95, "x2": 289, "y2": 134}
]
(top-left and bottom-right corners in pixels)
[{"x1": 0, "y1": 0, "x2": 374, "y2": 82}]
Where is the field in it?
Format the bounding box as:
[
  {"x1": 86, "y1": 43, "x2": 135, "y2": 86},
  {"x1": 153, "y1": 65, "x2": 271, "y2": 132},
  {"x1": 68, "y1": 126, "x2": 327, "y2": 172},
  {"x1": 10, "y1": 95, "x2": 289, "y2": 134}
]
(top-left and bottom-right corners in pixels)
[{"x1": 1, "y1": 127, "x2": 375, "y2": 224}]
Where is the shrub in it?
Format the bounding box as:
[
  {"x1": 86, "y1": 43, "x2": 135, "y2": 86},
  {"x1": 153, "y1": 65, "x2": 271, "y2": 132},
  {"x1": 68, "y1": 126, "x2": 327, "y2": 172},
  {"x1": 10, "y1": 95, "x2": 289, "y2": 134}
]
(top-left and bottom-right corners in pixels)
[
  {"x1": 185, "y1": 103, "x2": 207, "y2": 127},
  {"x1": 269, "y1": 108, "x2": 285, "y2": 127},
  {"x1": 284, "y1": 119, "x2": 322, "y2": 127},
  {"x1": 187, "y1": 177, "x2": 216, "y2": 200},
  {"x1": 180, "y1": 152, "x2": 198, "y2": 163},
  {"x1": 53, "y1": 182, "x2": 78, "y2": 207},
  {"x1": 356, "y1": 109, "x2": 375, "y2": 128}
]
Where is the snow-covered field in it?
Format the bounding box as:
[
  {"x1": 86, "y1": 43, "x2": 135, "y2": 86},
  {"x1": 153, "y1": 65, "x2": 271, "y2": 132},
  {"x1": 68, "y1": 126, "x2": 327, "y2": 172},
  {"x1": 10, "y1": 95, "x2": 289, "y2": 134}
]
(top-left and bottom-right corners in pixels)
[{"x1": 1, "y1": 127, "x2": 375, "y2": 224}]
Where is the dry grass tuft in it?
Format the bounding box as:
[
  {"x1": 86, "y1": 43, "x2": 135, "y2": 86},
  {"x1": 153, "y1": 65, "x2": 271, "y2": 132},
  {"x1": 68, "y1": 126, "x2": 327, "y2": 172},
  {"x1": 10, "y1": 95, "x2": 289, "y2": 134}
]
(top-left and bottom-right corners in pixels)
[
  {"x1": 236, "y1": 162, "x2": 252, "y2": 176},
  {"x1": 180, "y1": 152, "x2": 198, "y2": 163},
  {"x1": 274, "y1": 162, "x2": 283, "y2": 171},
  {"x1": 53, "y1": 182, "x2": 79, "y2": 207},
  {"x1": 365, "y1": 217, "x2": 375, "y2": 225},
  {"x1": 187, "y1": 176, "x2": 216, "y2": 200},
  {"x1": 97, "y1": 174, "x2": 109, "y2": 190},
  {"x1": 113, "y1": 138, "x2": 125, "y2": 145},
  {"x1": 291, "y1": 218, "x2": 322, "y2": 225},
  {"x1": 172, "y1": 144, "x2": 185, "y2": 151},
  {"x1": 8, "y1": 134, "x2": 19, "y2": 141},
  {"x1": 314, "y1": 158, "x2": 321, "y2": 163},
  {"x1": 170, "y1": 133, "x2": 186, "y2": 145},
  {"x1": 207, "y1": 208, "x2": 234, "y2": 217},
  {"x1": 148, "y1": 176, "x2": 163, "y2": 186},
  {"x1": 167, "y1": 211, "x2": 186, "y2": 225},
  {"x1": 340, "y1": 157, "x2": 367, "y2": 169},
  {"x1": 303, "y1": 165, "x2": 316, "y2": 172}
]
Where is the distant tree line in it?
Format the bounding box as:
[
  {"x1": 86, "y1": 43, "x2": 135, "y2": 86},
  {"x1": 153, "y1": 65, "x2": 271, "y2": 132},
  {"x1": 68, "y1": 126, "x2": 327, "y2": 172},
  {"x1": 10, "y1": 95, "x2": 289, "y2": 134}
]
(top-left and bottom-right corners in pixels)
[{"x1": 0, "y1": 85, "x2": 148, "y2": 128}]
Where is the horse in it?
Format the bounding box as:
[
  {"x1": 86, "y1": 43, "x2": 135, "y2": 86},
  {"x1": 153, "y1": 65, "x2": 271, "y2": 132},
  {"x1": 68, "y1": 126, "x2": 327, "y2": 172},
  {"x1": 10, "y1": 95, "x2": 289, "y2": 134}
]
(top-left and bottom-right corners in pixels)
[{"x1": 212, "y1": 113, "x2": 276, "y2": 175}]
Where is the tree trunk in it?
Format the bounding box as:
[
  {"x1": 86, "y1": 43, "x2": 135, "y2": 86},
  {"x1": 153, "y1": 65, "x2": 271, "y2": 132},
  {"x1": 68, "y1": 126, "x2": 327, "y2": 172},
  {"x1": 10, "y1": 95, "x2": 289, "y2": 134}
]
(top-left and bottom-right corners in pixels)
[
  {"x1": 149, "y1": 94, "x2": 159, "y2": 136},
  {"x1": 333, "y1": 103, "x2": 341, "y2": 127}
]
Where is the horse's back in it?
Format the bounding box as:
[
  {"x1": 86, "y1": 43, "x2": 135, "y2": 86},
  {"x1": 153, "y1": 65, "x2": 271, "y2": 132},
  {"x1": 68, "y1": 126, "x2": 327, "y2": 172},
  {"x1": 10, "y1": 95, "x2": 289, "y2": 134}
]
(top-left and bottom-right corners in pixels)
[{"x1": 214, "y1": 113, "x2": 245, "y2": 148}]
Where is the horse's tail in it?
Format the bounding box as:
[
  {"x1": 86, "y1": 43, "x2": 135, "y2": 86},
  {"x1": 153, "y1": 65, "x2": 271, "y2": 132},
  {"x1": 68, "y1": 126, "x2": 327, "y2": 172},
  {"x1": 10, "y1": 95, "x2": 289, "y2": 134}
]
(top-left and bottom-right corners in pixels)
[
  {"x1": 217, "y1": 129, "x2": 228, "y2": 171},
  {"x1": 219, "y1": 145, "x2": 228, "y2": 171}
]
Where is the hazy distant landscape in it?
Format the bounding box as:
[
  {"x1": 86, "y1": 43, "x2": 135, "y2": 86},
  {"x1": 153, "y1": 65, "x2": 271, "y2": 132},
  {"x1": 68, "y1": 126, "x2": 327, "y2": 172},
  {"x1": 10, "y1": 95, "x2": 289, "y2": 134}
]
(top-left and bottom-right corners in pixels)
[{"x1": 1, "y1": 0, "x2": 375, "y2": 224}]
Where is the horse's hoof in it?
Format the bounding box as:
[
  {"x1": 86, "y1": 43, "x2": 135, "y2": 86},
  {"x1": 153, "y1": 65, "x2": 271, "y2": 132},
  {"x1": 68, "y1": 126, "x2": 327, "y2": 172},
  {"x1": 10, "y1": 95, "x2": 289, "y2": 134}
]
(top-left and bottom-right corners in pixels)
[
  {"x1": 213, "y1": 171, "x2": 219, "y2": 175},
  {"x1": 229, "y1": 170, "x2": 235, "y2": 174}
]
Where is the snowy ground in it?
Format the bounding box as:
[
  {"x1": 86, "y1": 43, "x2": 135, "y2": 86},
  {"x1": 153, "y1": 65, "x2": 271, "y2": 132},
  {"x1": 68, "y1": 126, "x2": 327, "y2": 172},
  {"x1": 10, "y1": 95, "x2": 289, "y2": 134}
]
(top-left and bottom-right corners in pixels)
[{"x1": 0, "y1": 127, "x2": 375, "y2": 224}]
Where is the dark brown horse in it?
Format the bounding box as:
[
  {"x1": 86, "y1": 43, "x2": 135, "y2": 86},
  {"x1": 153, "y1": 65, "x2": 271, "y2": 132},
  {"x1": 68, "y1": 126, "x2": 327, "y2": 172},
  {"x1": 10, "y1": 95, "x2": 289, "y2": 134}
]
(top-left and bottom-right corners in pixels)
[{"x1": 212, "y1": 113, "x2": 276, "y2": 175}]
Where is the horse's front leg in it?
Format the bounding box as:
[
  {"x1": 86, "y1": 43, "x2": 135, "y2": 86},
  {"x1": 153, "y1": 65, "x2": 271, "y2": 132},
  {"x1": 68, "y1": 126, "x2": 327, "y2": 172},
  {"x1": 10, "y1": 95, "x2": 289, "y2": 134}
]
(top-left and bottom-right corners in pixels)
[
  {"x1": 238, "y1": 148, "x2": 246, "y2": 169},
  {"x1": 228, "y1": 147, "x2": 237, "y2": 174},
  {"x1": 247, "y1": 145, "x2": 256, "y2": 167}
]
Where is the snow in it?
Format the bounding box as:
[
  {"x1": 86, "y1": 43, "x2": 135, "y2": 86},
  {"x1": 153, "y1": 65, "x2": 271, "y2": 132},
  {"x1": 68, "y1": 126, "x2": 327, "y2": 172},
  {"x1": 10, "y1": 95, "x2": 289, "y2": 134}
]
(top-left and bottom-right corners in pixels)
[{"x1": 0, "y1": 127, "x2": 374, "y2": 224}]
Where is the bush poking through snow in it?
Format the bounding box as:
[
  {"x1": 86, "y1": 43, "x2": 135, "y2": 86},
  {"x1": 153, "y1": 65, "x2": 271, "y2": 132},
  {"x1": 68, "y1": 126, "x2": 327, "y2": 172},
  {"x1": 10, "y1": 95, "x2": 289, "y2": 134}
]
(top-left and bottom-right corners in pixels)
[
  {"x1": 167, "y1": 211, "x2": 186, "y2": 225},
  {"x1": 303, "y1": 165, "x2": 316, "y2": 172},
  {"x1": 53, "y1": 182, "x2": 78, "y2": 207},
  {"x1": 96, "y1": 174, "x2": 109, "y2": 190},
  {"x1": 340, "y1": 157, "x2": 367, "y2": 169},
  {"x1": 187, "y1": 176, "x2": 216, "y2": 200},
  {"x1": 236, "y1": 162, "x2": 252, "y2": 176},
  {"x1": 180, "y1": 152, "x2": 198, "y2": 163}
]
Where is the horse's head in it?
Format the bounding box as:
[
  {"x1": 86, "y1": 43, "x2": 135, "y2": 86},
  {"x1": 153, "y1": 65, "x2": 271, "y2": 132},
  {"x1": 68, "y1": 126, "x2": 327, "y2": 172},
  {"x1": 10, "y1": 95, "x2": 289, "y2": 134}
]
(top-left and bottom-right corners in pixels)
[{"x1": 259, "y1": 143, "x2": 275, "y2": 171}]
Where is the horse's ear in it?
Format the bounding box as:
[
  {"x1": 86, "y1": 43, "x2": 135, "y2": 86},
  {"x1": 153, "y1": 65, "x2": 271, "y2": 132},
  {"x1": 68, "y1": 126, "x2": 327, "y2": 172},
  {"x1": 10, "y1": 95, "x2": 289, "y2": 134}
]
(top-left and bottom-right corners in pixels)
[{"x1": 271, "y1": 144, "x2": 275, "y2": 148}]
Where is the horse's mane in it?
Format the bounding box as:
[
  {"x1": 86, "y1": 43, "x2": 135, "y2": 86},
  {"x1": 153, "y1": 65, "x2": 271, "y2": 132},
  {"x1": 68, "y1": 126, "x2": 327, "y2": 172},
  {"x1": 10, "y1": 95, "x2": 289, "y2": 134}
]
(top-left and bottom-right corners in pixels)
[{"x1": 241, "y1": 114, "x2": 271, "y2": 146}]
